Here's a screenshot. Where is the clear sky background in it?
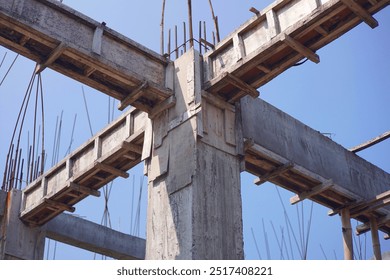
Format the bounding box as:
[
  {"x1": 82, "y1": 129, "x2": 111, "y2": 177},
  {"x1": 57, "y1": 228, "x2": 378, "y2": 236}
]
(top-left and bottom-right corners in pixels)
[{"x1": 0, "y1": 0, "x2": 389, "y2": 260}]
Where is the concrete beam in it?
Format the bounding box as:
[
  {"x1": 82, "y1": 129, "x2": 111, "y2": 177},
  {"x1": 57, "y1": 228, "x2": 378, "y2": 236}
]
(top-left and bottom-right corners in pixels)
[
  {"x1": 20, "y1": 108, "x2": 147, "y2": 226},
  {"x1": 203, "y1": 0, "x2": 389, "y2": 102},
  {"x1": 241, "y1": 96, "x2": 390, "y2": 234},
  {"x1": 0, "y1": 0, "x2": 172, "y2": 111},
  {"x1": 46, "y1": 213, "x2": 145, "y2": 260}
]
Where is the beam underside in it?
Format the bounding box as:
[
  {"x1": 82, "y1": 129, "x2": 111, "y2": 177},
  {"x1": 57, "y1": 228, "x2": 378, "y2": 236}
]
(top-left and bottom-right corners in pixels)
[
  {"x1": 203, "y1": 0, "x2": 389, "y2": 102},
  {"x1": 46, "y1": 213, "x2": 145, "y2": 260},
  {"x1": 20, "y1": 109, "x2": 147, "y2": 226},
  {"x1": 0, "y1": 0, "x2": 172, "y2": 112},
  {"x1": 241, "y1": 96, "x2": 390, "y2": 236}
]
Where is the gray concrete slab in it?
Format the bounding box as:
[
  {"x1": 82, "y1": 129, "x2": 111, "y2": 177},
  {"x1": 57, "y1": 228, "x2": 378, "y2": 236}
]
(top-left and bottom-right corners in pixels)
[{"x1": 46, "y1": 213, "x2": 145, "y2": 260}]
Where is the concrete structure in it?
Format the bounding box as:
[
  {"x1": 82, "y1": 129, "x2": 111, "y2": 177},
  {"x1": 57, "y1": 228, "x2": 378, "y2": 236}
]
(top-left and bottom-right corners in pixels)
[
  {"x1": 0, "y1": 189, "x2": 146, "y2": 260},
  {"x1": 0, "y1": 0, "x2": 389, "y2": 259},
  {"x1": 46, "y1": 213, "x2": 146, "y2": 260}
]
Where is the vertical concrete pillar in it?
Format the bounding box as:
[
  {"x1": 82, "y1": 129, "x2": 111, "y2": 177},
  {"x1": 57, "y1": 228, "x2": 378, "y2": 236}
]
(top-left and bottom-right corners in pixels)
[
  {"x1": 340, "y1": 208, "x2": 353, "y2": 260},
  {"x1": 145, "y1": 49, "x2": 244, "y2": 259},
  {"x1": 0, "y1": 190, "x2": 45, "y2": 260},
  {"x1": 370, "y1": 217, "x2": 382, "y2": 260}
]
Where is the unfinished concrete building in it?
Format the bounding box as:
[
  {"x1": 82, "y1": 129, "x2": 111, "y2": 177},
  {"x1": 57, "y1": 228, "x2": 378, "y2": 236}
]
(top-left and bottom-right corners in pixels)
[{"x1": 0, "y1": 0, "x2": 389, "y2": 260}]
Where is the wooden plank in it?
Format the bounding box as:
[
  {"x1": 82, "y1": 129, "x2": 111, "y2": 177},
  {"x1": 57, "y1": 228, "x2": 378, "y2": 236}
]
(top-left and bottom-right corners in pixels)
[
  {"x1": 94, "y1": 162, "x2": 129, "y2": 179},
  {"x1": 35, "y1": 42, "x2": 67, "y2": 74},
  {"x1": 351, "y1": 197, "x2": 390, "y2": 217},
  {"x1": 249, "y1": 7, "x2": 260, "y2": 15},
  {"x1": 44, "y1": 199, "x2": 75, "y2": 213},
  {"x1": 118, "y1": 81, "x2": 149, "y2": 111},
  {"x1": 340, "y1": 0, "x2": 379, "y2": 28},
  {"x1": 350, "y1": 131, "x2": 390, "y2": 153},
  {"x1": 202, "y1": 91, "x2": 235, "y2": 112},
  {"x1": 256, "y1": 64, "x2": 271, "y2": 73},
  {"x1": 356, "y1": 214, "x2": 390, "y2": 234},
  {"x1": 349, "y1": 190, "x2": 390, "y2": 216},
  {"x1": 225, "y1": 72, "x2": 260, "y2": 98},
  {"x1": 370, "y1": 217, "x2": 382, "y2": 260},
  {"x1": 283, "y1": 34, "x2": 320, "y2": 63},
  {"x1": 341, "y1": 208, "x2": 354, "y2": 260},
  {"x1": 149, "y1": 96, "x2": 176, "y2": 119},
  {"x1": 314, "y1": 25, "x2": 329, "y2": 36},
  {"x1": 290, "y1": 179, "x2": 333, "y2": 205},
  {"x1": 68, "y1": 182, "x2": 100, "y2": 198},
  {"x1": 253, "y1": 162, "x2": 294, "y2": 185}
]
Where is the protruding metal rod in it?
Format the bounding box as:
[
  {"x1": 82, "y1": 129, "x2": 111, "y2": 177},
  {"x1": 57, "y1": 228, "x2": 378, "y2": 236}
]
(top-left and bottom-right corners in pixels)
[
  {"x1": 340, "y1": 208, "x2": 353, "y2": 260},
  {"x1": 188, "y1": 0, "x2": 194, "y2": 48},
  {"x1": 168, "y1": 28, "x2": 171, "y2": 59},
  {"x1": 160, "y1": 0, "x2": 166, "y2": 55},
  {"x1": 183, "y1": 22, "x2": 187, "y2": 52},
  {"x1": 203, "y1": 21, "x2": 207, "y2": 51},
  {"x1": 208, "y1": 0, "x2": 220, "y2": 43},
  {"x1": 198, "y1": 21, "x2": 202, "y2": 54},
  {"x1": 175, "y1": 25, "x2": 178, "y2": 59}
]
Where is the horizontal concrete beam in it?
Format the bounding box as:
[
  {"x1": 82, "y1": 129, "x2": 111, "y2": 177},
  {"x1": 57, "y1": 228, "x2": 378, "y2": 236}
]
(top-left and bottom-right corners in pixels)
[
  {"x1": 241, "y1": 96, "x2": 390, "y2": 233},
  {"x1": 0, "y1": 0, "x2": 172, "y2": 111},
  {"x1": 203, "y1": 0, "x2": 389, "y2": 101},
  {"x1": 46, "y1": 213, "x2": 145, "y2": 260},
  {"x1": 20, "y1": 108, "x2": 147, "y2": 226}
]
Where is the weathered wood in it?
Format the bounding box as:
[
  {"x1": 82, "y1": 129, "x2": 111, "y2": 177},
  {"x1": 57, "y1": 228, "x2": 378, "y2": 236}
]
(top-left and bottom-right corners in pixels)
[
  {"x1": 203, "y1": 0, "x2": 389, "y2": 98},
  {"x1": 341, "y1": 208, "x2": 354, "y2": 260},
  {"x1": 283, "y1": 34, "x2": 320, "y2": 63},
  {"x1": 370, "y1": 217, "x2": 382, "y2": 260},
  {"x1": 349, "y1": 190, "x2": 390, "y2": 217},
  {"x1": 225, "y1": 73, "x2": 259, "y2": 99},
  {"x1": 35, "y1": 42, "x2": 67, "y2": 74},
  {"x1": 20, "y1": 108, "x2": 146, "y2": 225},
  {"x1": 290, "y1": 180, "x2": 334, "y2": 205},
  {"x1": 254, "y1": 162, "x2": 294, "y2": 186},
  {"x1": 0, "y1": 0, "x2": 172, "y2": 112},
  {"x1": 68, "y1": 182, "x2": 100, "y2": 198},
  {"x1": 249, "y1": 7, "x2": 260, "y2": 15},
  {"x1": 118, "y1": 81, "x2": 149, "y2": 111},
  {"x1": 356, "y1": 214, "x2": 390, "y2": 234},
  {"x1": 341, "y1": 0, "x2": 379, "y2": 28},
  {"x1": 44, "y1": 199, "x2": 75, "y2": 213},
  {"x1": 350, "y1": 131, "x2": 390, "y2": 153},
  {"x1": 241, "y1": 96, "x2": 390, "y2": 235}
]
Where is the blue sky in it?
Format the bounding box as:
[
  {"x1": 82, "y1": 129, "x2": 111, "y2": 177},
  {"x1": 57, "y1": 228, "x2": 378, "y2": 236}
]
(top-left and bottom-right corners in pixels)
[{"x1": 0, "y1": 0, "x2": 389, "y2": 260}]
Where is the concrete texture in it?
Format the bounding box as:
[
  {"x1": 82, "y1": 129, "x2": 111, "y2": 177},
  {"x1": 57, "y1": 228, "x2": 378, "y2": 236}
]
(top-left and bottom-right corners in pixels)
[
  {"x1": 46, "y1": 213, "x2": 145, "y2": 260},
  {"x1": 145, "y1": 50, "x2": 244, "y2": 259},
  {"x1": 0, "y1": 0, "x2": 171, "y2": 110},
  {"x1": 241, "y1": 96, "x2": 390, "y2": 211},
  {"x1": 0, "y1": 190, "x2": 45, "y2": 259}
]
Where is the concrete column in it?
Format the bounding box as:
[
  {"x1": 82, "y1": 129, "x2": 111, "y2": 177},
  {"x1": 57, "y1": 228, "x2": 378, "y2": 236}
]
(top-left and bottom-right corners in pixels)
[
  {"x1": 145, "y1": 49, "x2": 244, "y2": 259},
  {"x1": 0, "y1": 190, "x2": 45, "y2": 260}
]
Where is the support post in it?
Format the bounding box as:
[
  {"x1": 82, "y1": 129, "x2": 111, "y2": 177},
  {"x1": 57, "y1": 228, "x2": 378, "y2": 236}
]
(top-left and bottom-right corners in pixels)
[
  {"x1": 0, "y1": 190, "x2": 45, "y2": 260},
  {"x1": 145, "y1": 49, "x2": 243, "y2": 259},
  {"x1": 340, "y1": 208, "x2": 354, "y2": 260},
  {"x1": 370, "y1": 217, "x2": 382, "y2": 260}
]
